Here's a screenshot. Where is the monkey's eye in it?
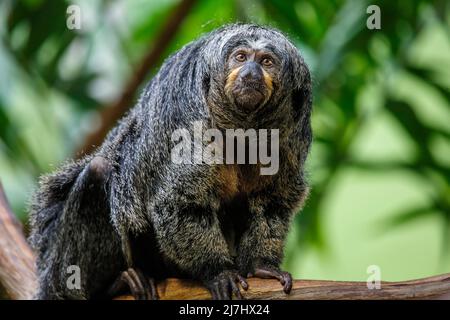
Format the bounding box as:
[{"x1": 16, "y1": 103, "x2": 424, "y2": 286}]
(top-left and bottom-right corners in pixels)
[
  {"x1": 235, "y1": 53, "x2": 247, "y2": 62},
  {"x1": 261, "y1": 57, "x2": 273, "y2": 67}
]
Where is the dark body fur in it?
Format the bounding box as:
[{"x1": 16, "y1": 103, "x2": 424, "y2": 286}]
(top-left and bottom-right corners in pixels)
[{"x1": 29, "y1": 24, "x2": 312, "y2": 299}]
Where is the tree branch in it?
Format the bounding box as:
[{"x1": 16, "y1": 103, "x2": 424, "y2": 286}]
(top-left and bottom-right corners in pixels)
[
  {"x1": 0, "y1": 182, "x2": 37, "y2": 300},
  {"x1": 114, "y1": 274, "x2": 450, "y2": 300},
  {"x1": 0, "y1": 181, "x2": 449, "y2": 300},
  {"x1": 77, "y1": 0, "x2": 197, "y2": 157}
]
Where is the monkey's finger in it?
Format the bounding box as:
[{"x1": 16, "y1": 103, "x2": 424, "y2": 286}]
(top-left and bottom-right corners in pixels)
[
  {"x1": 208, "y1": 283, "x2": 220, "y2": 300},
  {"x1": 254, "y1": 267, "x2": 284, "y2": 283},
  {"x1": 107, "y1": 274, "x2": 128, "y2": 297},
  {"x1": 215, "y1": 285, "x2": 224, "y2": 300},
  {"x1": 253, "y1": 267, "x2": 292, "y2": 294},
  {"x1": 282, "y1": 272, "x2": 293, "y2": 294},
  {"x1": 127, "y1": 270, "x2": 145, "y2": 300},
  {"x1": 127, "y1": 268, "x2": 146, "y2": 300},
  {"x1": 219, "y1": 279, "x2": 231, "y2": 300},
  {"x1": 253, "y1": 268, "x2": 277, "y2": 279},
  {"x1": 134, "y1": 269, "x2": 152, "y2": 300},
  {"x1": 121, "y1": 271, "x2": 142, "y2": 300},
  {"x1": 148, "y1": 278, "x2": 159, "y2": 300},
  {"x1": 210, "y1": 284, "x2": 221, "y2": 300},
  {"x1": 230, "y1": 278, "x2": 243, "y2": 300},
  {"x1": 237, "y1": 274, "x2": 249, "y2": 291}
]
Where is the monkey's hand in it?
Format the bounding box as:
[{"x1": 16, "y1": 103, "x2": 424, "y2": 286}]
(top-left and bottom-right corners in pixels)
[
  {"x1": 108, "y1": 268, "x2": 158, "y2": 300},
  {"x1": 204, "y1": 270, "x2": 248, "y2": 300},
  {"x1": 248, "y1": 265, "x2": 292, "y2": 294}
]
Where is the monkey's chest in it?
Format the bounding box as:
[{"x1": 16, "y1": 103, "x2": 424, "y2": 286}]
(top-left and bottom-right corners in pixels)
[
  {"x1": 216, "y1": 164, "x2": 272, "y2": 201},
  {"x1": 216, "y1": 164, "x2": 272, "y2": 257}
]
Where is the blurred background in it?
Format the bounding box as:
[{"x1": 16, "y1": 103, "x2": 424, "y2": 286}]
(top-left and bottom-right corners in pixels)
[{"x1": 0, "y1": 0, "x2": 449, "y2": 282}]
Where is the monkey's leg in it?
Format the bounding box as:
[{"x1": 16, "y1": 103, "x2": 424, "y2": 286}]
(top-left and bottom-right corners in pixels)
[
  {"x1": 108, "y1": 222, "x2": 162, "y2": 300},
  {"x1": 152, "y1": 199, "x2": 248, "y2": 300},
  {"x1": 236, "y1": 196, "x2": 295, "y2": 294},
  {"x1": 33, "y1": 156, "x2": 124, "y2": 299},
  {"x1": 108, "y1": 268, "x2": 158, "y2": 300},
  {"x1": 107, "y1": 236, "x2": 158, "y2": 300}
]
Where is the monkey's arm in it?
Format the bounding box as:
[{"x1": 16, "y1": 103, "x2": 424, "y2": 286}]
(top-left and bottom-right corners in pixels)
[
  {"x1": 151, "y1": 194, "x2": 248, "y2": 299},
  {"x1": 236, "y1": 177, "x2": 308, "y2": 294},
  {"x1": 236, "y1": 199, "x2": 293, "y2": 293}
]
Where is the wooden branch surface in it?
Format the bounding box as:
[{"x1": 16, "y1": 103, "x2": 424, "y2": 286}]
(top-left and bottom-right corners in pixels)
[
  {"x1": 115, "y1": 273, "x2": 450, "y2": 300},
  {"x1": 0, "y1": 182, "x2": 37, "y2": 299},
  {"x1": 0, "y1": 181, "x2": 449, "y2": 300}
]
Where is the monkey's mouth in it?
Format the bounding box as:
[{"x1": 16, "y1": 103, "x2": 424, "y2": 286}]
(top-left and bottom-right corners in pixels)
[{"x1": 231, "y1": 82, "x2": 267, "y2": 110}]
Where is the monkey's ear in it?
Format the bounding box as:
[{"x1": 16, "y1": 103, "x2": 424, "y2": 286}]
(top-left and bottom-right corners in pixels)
[
  {"x1": 196, "y1": 53, "x2": 211, "y2": 98},
  {"x1": 292, "y1": 65, "x2": 312, "y2": 127}
]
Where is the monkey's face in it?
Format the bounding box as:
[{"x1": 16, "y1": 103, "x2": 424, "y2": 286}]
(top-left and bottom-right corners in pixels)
[{"x1": 224, "y1": 47, "x2": 279, "y2": 111}]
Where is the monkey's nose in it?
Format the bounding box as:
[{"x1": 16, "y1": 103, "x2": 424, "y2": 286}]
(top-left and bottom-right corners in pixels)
[{"x1": 239, "y1": 62, "x2": 263, "y2": 82}]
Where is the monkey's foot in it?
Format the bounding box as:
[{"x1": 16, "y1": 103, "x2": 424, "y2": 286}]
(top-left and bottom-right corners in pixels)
[
  {"x1": 108, "y1": 268, "x2": 158, "y2": 300},
  {"x1": 249, "y1": 266, "x2": 292, "y2": 294},
  {"x1": 205, "y1": 270, "x2": 248, "y2": 300}
]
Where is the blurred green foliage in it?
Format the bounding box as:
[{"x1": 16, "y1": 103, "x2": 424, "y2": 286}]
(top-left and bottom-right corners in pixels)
[{"x1": 0, "y1": 0, "x2": 449, "y2": 280}]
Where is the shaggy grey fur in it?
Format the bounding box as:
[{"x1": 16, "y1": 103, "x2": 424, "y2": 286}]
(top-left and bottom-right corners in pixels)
[{"x1": 29, "y1": 23, "x2": 312, "y2": 299}]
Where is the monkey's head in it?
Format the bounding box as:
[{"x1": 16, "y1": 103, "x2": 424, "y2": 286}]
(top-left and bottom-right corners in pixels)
[{"x1": 203, "y1": 24, "x2": 311, "y2": 128}]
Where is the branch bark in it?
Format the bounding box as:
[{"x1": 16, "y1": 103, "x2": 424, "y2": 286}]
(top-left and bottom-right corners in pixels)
[
  {"x1": 77, "y1": 0, "x2": 197, "y2": 157},
  {"x1": 0, "y1": 181, "x2": 449, "y2": 300},
  {"x1": 114, "y1": 274, "x2": 450, "y2": 300},
  {"x1": 0, "y1": 182, "x2": 37, "y2": 299}
]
